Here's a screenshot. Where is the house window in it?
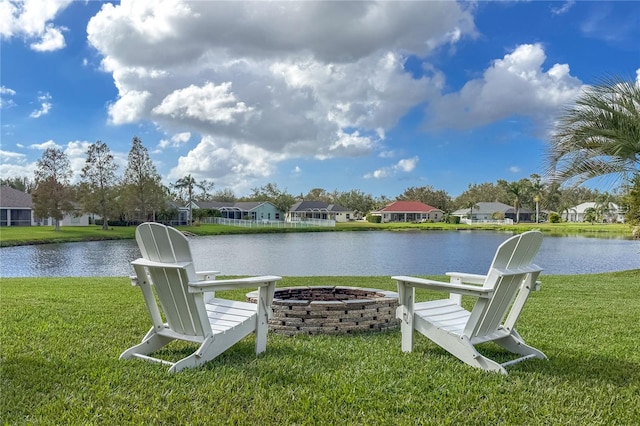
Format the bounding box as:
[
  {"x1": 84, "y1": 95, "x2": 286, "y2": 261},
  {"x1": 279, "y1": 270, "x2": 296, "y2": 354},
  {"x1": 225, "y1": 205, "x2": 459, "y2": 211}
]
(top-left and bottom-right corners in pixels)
[{"x1": 11, "y1": 210, "x2": 31, "y2": 226}]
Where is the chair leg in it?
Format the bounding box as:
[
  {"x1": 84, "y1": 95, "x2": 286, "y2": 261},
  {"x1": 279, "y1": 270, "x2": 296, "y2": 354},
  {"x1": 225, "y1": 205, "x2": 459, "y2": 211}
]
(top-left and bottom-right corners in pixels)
[
  {"x1": 120, "y1": 328, "x2": 174, "y2": 360},
  {"x1": 169, "y1": 336, "x2": 220, "y2": 373},
  {"x1": 255, "y1": 316, "x2": 268, "y2": 354},
  {"x1": 436, "y1": 335, "x2": 508, "y2": 374},
  {"x1": 170, "y1": 333, "x2": 246, "y2": 373},
  {"x1": 494, "y1": 331, "x2": 547, "y2": 360}
]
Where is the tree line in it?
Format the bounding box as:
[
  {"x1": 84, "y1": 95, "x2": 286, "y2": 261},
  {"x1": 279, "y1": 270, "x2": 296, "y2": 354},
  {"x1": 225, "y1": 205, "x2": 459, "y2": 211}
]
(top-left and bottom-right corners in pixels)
[{"x1": 0, "y1": 136, "x2": 633, "y2": 230}]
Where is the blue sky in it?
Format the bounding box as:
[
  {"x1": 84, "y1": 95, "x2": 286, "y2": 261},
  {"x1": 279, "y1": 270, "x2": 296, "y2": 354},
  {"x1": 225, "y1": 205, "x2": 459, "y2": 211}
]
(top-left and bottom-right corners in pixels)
[{"x1": 1, "y1": 1, "x2": 638, "y2": 198}]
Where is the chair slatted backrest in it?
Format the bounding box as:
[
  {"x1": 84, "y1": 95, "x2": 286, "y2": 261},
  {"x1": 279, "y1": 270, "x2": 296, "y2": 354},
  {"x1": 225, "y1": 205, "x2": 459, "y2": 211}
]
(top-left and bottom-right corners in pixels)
[
  {"x1": 465, "y1": 231, "x2": 543, "y2": 339},
  {"x1": 135, "y1": 223, "x2": 205, "y2": 337}
]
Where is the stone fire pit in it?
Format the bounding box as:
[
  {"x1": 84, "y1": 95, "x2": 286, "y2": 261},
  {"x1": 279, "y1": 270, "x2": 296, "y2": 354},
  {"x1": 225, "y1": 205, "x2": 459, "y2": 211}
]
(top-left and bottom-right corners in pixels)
[{"x1": 246, "y1": 286, "x2": 400, "y2": 335}]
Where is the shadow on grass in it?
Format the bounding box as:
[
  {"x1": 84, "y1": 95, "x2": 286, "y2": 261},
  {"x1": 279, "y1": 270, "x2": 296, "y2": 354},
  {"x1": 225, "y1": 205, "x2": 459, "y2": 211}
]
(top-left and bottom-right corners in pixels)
[
  {"x1": 463, "y1": 343, "x2": 640, "y2": 385},
  {"x1": 117, "y1": 331, "x2": 640, "y2": 387},
  {"x1": 534, "y1": 350, "x2": 640, "y2": 385}
]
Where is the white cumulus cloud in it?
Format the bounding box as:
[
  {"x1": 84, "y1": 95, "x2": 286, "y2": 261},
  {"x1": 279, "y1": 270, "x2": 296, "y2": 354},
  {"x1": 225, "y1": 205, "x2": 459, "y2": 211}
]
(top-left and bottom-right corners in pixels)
[
  {"x1": 86, "y1": 1, "x2": 475, "y2": 191},
  {"x1": 425, "y1": 43, "x2": 583, "y2": 132},
  {"x1": 0, "y1": 149, "x2": 26, "y2": 161},
  {"x1": 0, "y1": 0, "x2": 72, "y2": 51},
  {"x1": 108, "y1": 90, "x2": 151, "y2": 125},
  {"x1": 28, "y1": 139, "x2": 59, "y2": 150},
  {"x1": 157, "y1": 132, "x2": 191, "y2": 150},
  {"x1": 364, "y1": 156, "x2": 419, "y2": 180},
  {"x1": 0, "y1": 85, "x2": 17, "y2": 109},
  {"x1": 29, "y1": 92, "x2": 52, "y2": 118},
  {"x1": 152, "y1": 82, "x2": 253, "y2": 125}
]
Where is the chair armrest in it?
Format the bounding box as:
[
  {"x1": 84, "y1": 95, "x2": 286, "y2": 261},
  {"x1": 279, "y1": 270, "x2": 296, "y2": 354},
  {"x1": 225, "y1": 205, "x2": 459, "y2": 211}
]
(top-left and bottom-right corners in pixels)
[
  {"x1": 188, "y1": 275, "x2": 282, "y2": 292},
  {"x1": 393, "y1": 275, "x2": 492, "y2": 298},
  {"x1": 195, "y1": 270, "x2": 220, "y2": 280},
  {"x1": 131, "y1": 258, "x2": 192, "y2": 269},
  {"x1": 445, "y1": 272, "x2": 487, "y2": 285}
]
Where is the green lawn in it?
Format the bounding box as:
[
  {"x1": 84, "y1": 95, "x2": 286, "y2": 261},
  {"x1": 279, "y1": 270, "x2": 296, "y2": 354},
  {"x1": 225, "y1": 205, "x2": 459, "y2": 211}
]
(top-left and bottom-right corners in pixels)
[
  {"x1": 0, "y1": 226, "x2": 136, "y2": 247},
  {"x1": 0, "y1": 221, "x2": 634, "y2": 247},
  {"x1": 2, "y1": 272, "x2": 639, "y2": 424}
]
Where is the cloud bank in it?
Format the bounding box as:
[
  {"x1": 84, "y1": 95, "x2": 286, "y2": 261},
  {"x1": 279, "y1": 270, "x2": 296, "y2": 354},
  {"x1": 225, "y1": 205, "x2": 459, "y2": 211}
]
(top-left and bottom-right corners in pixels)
[
  {"x1": 86, "y1": 1, "x2": 477, "y2": 190},
  {"x1": 2, "y1": 1, "x2": 587, "y2": 195}
]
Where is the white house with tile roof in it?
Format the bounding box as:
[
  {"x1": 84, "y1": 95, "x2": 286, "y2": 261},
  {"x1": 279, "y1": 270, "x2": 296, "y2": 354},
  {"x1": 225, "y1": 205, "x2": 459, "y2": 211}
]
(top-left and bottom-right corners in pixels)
[
  {"x1": 562, "y1": 202, "x2": 625, "y2": 223},
  {"x1": 451, "y1": 201, "x2": 534, "y2": 223},
  {"x1": 190, "y1": 200, "x2": 284, "y2": 221},
  {"x1": 373, "y1": 200, "x2": 444, "y2": 223},
  {"x1": 286, "y1": 201, "x2": 354, "y2": 223}
]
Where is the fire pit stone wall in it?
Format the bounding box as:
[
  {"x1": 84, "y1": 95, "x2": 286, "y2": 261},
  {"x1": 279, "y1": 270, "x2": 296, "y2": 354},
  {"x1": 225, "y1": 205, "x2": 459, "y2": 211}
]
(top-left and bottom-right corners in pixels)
[{"x1": 246, "y1": 286, "x2": 400, "y2": 335}]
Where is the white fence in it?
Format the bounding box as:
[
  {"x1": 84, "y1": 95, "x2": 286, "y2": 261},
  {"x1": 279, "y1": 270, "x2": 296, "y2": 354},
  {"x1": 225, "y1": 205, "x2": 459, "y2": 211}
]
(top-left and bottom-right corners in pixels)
[
  {"x1": 207, "y1": 217, "x2": 335, "y2": 228},
  {"x1": 460, "y1": 218, "x2": 514, "y2": 225}
]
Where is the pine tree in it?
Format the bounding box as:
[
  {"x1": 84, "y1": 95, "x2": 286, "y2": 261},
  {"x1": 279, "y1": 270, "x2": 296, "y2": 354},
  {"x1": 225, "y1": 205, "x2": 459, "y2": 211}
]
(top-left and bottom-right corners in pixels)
[
  {"x1": 121, "y1": 136, "x2": 166, "y2": 223},
  {"x1": 32, "y1": 148, "x2": 73, "y2": 231},
  {"x1": 79, "y1": 141, "x2": 119, "y2": 230}
]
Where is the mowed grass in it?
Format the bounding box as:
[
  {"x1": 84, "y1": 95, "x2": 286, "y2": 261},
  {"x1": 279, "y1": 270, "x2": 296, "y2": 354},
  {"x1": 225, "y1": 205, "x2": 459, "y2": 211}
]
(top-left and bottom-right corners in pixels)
[
  {"x1": 0, "y1": 226, "x2": 136, "y2": 247},
  {"x1": 1, "y1": 272, "x2": 639, "y2": 424},
  {"x1": 0, "y1": 221, "x2": 633, "y2": 247}
]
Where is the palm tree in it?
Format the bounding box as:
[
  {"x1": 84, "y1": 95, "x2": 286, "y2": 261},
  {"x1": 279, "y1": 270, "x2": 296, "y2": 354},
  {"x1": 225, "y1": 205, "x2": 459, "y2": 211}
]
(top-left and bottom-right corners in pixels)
[
  {"x1": 546, "y1": 75, "x2": 640, "y2": 187},
  {"x1": 173, "y1": 174, "x2": 207, "y2": 224},
  {"x1": 594, "y1": 192, "x2": 615, "y2": 223},
  {"x1": 465, "y1": 200, "x2": 479, "y2": 223},
  {"x1": 506, "y1": 182, "x2": 524, "y2": 223},
  {"x1": 530, "y1": 174, "x2": 543, "y2": 223}
]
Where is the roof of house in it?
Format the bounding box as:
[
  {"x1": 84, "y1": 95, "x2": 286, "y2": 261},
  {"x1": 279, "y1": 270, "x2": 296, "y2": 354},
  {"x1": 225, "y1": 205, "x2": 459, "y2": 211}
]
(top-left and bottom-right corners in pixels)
[
  {"x1": 192, "y1": 200, "x2": 275, "y2": 211},
  {"x1": 327, "y1": 203, "x2": 351, "y2": 212},
  {"x1": 377, "y1": 200, "x2": 442, "y2": 213},
  {"x1": 568, "y1": 202, "x2": 620, "y2": 213},
  {"x1": 230, "y1": 201, "x2": 266, "y2": 210},
  {"x1": 452, "y1": 201, "x2": 533, "y2": 215},
  {"x1": 0, "y1": 186, "x2": 33, "y2": 208},
  {"x1": 290, "y1": 201, "x2": 351, "y2": 212}
]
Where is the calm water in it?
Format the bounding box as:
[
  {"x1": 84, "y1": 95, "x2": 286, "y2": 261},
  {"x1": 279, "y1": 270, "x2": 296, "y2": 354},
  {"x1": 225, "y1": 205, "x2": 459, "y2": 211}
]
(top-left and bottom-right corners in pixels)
[{"x1": 1, "y1": 231, "x2": 638, "y2": 277}]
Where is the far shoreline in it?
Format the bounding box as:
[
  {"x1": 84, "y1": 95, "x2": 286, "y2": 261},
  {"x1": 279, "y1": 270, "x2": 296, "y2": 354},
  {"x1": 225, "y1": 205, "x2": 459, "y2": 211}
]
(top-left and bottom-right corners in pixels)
[{"x1": 0, "y1": 221, "x2": 635, "y2": 248}]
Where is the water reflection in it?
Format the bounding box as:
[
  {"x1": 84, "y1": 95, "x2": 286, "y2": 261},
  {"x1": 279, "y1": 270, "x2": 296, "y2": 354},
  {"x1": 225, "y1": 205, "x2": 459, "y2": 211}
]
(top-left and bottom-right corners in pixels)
[{"x1": 1, "y1": 231, "x2": 638, "y2": 277}]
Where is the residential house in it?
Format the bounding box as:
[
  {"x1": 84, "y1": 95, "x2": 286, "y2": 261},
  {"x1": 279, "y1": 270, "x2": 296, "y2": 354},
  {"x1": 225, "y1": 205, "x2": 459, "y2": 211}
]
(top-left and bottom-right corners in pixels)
[
  {"x1": 562, "y1": 202, "x2": 625, "y2": 223},
  {"x1": 158, "y1": 201, "x2": 190, "y2": 226},
  {"x1": 451, "y1": 201, "x2": 534, "y2": 223},
  {"x1": 287, "y1": 201, "x2": 354, "y2": 223},
  {"x1": 1, "y1": 186, "x2": 32, "y2": 226},
  {"x1": 1, "y1": 186, "x2": 95, "y2": 226},
  {"x1": 373, "y1": 200, "x2": 444, "y2": 223},
  {"x1": 191, "y1": 200, "x2": 283, "y2": 221},
  {"x1": 34, "y1": 202, "x2": 95, "y2": 227}
]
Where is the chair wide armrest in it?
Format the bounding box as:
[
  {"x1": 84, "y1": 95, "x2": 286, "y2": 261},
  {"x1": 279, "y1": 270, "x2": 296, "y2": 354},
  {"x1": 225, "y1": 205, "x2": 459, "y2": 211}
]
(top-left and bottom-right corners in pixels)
[
  {"x1": 188, "y1": 275, "x2": 282, "y2": 292},
  {"x1": 195, "y1": 270, "x2": 220, "y2": 281},
  {"x1": 393, "y1": 275, "x2": 492, "y2": 298},
  {"x1": 445, "y1": 272, "x2": 487, "y2": 285}
]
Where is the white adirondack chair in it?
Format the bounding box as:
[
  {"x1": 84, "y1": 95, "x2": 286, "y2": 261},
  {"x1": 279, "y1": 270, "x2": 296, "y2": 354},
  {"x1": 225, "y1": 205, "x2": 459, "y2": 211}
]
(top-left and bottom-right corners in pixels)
[
  {"x1": 393, "y1": 230, "x2": 546, "y2": 374},
  {"x1": 120, "y1": 222, "x2": 281, "y2": 373}
]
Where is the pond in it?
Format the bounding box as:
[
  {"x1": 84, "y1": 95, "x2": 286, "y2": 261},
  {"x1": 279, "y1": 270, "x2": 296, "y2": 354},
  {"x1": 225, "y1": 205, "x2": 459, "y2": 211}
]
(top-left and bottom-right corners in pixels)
[{"x1": 2, "y1": 231, "x2": 638, "y2": 278}]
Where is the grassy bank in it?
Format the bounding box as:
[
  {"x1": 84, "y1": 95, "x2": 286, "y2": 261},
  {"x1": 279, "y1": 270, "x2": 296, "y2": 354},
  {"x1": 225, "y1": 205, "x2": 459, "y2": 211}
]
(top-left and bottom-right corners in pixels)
[
  {"x1": 2, "y1": 272, "x2": 639, "y2": 424},
  {"x1": 0, "y1": 221, "x2": 633, "y2": 247}
]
